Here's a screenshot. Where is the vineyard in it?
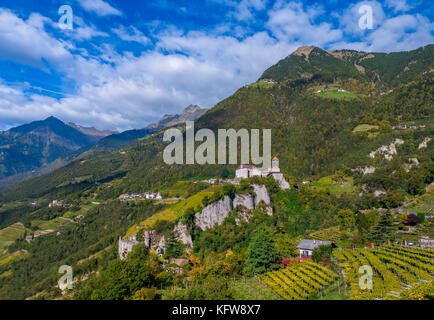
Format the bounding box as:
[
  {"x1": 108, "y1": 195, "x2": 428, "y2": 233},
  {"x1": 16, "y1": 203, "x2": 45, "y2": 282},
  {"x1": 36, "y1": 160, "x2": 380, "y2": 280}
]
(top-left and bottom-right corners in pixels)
[
  {"x1": 333, "y1": 245, "x2": 434, "y2": 300},
  {"x1": 309, "y1": 227, "x2": 343, "y2": 242},
  {"x1": 231, "y1": 261, "x2": 338, "y2": 300}
]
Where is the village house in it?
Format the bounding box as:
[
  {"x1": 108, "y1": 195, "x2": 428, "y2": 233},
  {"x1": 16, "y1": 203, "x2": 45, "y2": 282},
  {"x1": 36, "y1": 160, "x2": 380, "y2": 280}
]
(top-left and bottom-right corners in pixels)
[
  {"x1": 419, "y1": 236, "x2": 434, "y2": 248},
  {"x1": 120, "y1": 192, "x2": 163, "y2": 201},
  {"x1": 296, "y1": 239, "x2": 334, "y2": 258},
  {"x1": 48, "y1": 200, "x2": 71, "y2": 208},
  {"x1": 169, "y1": 258, "x2": 189, "y2": 267}
]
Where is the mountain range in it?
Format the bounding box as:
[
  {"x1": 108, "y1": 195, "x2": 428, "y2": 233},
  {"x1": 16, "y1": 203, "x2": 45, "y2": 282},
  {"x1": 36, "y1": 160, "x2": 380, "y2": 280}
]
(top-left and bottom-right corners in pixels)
[{"x1": 0, "y1": 105, "x2": 207, "y2": 189}]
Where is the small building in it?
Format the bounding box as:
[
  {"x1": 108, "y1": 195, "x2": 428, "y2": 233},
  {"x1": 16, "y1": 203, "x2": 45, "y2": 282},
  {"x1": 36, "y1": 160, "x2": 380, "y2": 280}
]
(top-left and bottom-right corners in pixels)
[
  {"x1": 419, "y1": 236, "x2": 434, "y2": 248},
  {"x1": 25, "y1": 235, "x2": 34, "y2": 243},
  {"x1": 296, "y1": 239, "x2": 334, "y2": 258},
  {"x1": 169, "y1": 258, "x2": 189, "y2": 267}
]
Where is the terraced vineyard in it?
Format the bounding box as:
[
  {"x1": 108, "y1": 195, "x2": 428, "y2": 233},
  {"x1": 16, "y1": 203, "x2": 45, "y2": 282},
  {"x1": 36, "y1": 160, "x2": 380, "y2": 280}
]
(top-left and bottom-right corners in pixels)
[
  {"x1": 231, "y1": 261, "x2": 337, "y2": 300},
  {"x1": 333, "y1": 245, "x2": 434, "y2": 300},
  {"x1": 309, "y1": 227, "x2": 343, "y2": 242}
]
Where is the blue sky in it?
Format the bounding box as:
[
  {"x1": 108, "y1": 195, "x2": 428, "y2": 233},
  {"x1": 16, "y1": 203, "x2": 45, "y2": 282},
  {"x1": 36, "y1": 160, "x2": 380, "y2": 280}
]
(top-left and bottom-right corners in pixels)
[{"x1": 0, "y1": 0, "x2": 432, "y2": 131}]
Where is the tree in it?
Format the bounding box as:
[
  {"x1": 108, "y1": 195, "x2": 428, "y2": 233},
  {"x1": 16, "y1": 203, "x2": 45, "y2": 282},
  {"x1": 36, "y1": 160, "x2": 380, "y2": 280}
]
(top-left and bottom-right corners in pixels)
[
  {"x1": 165, "y1": 232, "x2": 185, "y2": 259},
  {"x1": 335, "y1": 209, "x2": 355, "y2": 230},
  {"x1": 367, "y1": 213, "x2": 396, "y2": 244},
  {"x1": 275, "y1": 234, "x2": 298, "y2": 258},
  {"x1": 133, "y1": 288, "x2": 159, "y2": 300},
  {"x1": 312, "y1": 245, "x2": 333, "y2": 263},
  {"x1": 246, "y1": 228, "x2": 280, "y2": 275}
]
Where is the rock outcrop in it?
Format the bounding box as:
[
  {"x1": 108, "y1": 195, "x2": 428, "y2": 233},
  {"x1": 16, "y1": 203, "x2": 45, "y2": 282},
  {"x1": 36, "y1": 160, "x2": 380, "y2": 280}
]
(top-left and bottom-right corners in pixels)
[
  {"x1": 253, "y1": 184, "x2": 271, "y2": 206},
  {"x1": 174, "y1": 221, "x2": 193, "y2": 248},
  {"x1": 271, "y1": 173, "x2": 290, "y2": 189},
  {"x1": 195, "y1": 196, "x2": 232, "y2": 231},
  {"x1": 233, "y1": 194, "x2": 255, "y2": 210},
  {"x1": 370, "y1": 139, "x2": 404, "y2": 161}
]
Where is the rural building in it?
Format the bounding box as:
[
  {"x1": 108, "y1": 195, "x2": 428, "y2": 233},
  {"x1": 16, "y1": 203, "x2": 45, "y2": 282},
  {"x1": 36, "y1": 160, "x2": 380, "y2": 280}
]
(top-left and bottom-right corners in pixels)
[
  {"x1": 169, "y1": 258, "x2": 189, "y2": 267},
  {"x1": 419, "y1": 236, "x2": 434, "y2": 248},
  {"x1": 296, "y1": 239, "x2": 334, "y2": 258}
]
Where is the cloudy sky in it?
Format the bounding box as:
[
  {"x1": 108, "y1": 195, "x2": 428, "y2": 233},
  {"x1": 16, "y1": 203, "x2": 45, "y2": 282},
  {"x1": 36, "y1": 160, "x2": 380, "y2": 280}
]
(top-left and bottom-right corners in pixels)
[{"x1": 0, "y1": 0, "x2": 432, "y2": 131}]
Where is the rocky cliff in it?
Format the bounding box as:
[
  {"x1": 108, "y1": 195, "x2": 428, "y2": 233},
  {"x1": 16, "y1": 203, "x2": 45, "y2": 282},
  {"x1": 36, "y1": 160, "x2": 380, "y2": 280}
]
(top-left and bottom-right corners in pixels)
[
  {"x1": 194, "y1": 195, "x2": 232, "y2": 231},
  {"x1": 233, "y1": 193, "x2": 255, "y2": 210},
  {"x1": 174, "y1": 221, "x2": 193, "y2": 247}
]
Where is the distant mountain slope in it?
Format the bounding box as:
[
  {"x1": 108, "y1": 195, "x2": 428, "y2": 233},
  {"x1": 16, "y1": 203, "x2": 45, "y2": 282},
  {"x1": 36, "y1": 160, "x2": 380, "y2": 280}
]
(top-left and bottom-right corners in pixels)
[
  {"x1": 94, "y1": 105, "x2": 207, "y2": 150},
  {"x1": 0, "y1": 117, "x2": 102, "y2": 180},
  {"x1": 260, "y1": 44, "x2": 434, "y2": 90},
  {"x1": 67, "y1": 123, "x2": 118, "y2": 138}
]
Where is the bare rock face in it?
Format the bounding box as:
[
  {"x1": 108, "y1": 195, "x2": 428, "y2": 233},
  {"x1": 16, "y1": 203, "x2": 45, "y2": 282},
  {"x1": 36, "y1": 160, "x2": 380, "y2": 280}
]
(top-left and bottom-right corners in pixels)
[
  {"x1": 233, "y1": 194, "x2": 255, "y2": 210},
  {"x1": 253, "y1": 184, "x2": 271, "y2": 206},
  {"x1": 272, "y1": 173, "x2": 290, "y2": 189},
  {"x1": 195, "y1": 196, "x2": 232, "y2": 231},
  {"x1": 174, "y1": 221, "x2": 193, "y2": 248}
]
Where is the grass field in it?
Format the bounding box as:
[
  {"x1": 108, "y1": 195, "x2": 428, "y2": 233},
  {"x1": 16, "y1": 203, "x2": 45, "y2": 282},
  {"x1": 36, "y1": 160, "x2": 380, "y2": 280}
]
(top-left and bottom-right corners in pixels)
[
  {"x1": 353, "y1": 124, "x2": 379, "y2": 133},
  {"x1": 310, "y1": 176, "x2": 356, "y2": 195},
  {"x1": 248, "y1": 80, "x2": 276, "y2": 89},
  {"x1": 31, "y1": 217, "x2": 75, "y2": 231},
  {"x1": 63, "y1": 202, "x2": 100, "y2": 219},
  {"x1": 0, "y1": 222, "x2": 25, "y2": 249},
  {"x1": 0, "y1": 250, "x2": 27, "y2": 266},
  {"x1": 317, "y1": 91, "x2": 366, "y2": 100}
]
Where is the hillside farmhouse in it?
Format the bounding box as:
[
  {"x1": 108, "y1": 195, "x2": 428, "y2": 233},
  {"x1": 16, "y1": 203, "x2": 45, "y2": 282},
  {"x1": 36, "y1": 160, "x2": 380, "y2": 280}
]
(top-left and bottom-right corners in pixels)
[{"x1": 296, "y1": 239, "x2": 334, "y2": 258}]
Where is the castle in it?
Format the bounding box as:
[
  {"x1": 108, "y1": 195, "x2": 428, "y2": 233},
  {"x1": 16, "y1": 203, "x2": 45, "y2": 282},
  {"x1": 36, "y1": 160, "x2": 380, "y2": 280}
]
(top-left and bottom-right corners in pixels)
[
  {"x1": 118, "y1": 230, "x2": 163, "y2": 260},
  {"x1": 235, "y1": 157, "x2": 290, "y2": 189}
]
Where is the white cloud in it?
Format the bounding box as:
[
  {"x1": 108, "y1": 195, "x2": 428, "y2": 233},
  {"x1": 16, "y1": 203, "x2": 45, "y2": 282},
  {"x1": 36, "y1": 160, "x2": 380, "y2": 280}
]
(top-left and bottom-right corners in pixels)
[
  {"x1": 339, "y1": 1, "x2": 386, "y2": 37},
  {"x1": 77, "y1": 0, "x2": 122, "y2": 16},
  {"x1": 385, "y1": 0, "x2": 412, "y2": 12},
  {"x1": 266, "y1": 1, "x2": 342, "y2": 47},
  {"x1": 0, "y1": 9, "x2": 72, "y2": 68},
  {"x1": 111, "y1": 25, "x2": 150, "y2": 44},
  {"x1": 71, "y1": 16, "x2": 109, "y2": 40}
]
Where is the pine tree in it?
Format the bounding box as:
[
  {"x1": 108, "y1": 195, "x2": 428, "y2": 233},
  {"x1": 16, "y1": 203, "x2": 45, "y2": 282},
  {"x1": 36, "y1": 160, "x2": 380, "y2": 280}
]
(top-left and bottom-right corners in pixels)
[
  {"x1": 246, "y1": 228, "x2": 280, "y2": 275},
  {"x1": 367, "y1": 213, "x2": 396, "y2": 244}
]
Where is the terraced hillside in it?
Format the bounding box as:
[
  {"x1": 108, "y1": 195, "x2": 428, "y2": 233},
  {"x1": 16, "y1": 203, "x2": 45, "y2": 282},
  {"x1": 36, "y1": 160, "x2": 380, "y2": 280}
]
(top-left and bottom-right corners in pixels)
[
  {"x1": 333, "y1": 245, "x2": 433, "y2": 300},
  {"x1": 231, "y1": 261, "x2": 337, "y2": 300}
]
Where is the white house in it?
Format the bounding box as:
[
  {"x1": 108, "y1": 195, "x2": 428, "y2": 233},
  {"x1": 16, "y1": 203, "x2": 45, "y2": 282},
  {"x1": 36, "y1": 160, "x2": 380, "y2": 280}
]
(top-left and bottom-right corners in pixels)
[{"x1": 296, "y1": 239, "x2": 334, "y2": 258}]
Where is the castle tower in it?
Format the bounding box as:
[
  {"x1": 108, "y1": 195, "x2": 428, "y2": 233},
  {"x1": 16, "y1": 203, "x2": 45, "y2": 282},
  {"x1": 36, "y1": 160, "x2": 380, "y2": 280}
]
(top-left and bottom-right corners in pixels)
[{"x1": 272, "y1": 157, "x2": 279, "y2": 170}]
